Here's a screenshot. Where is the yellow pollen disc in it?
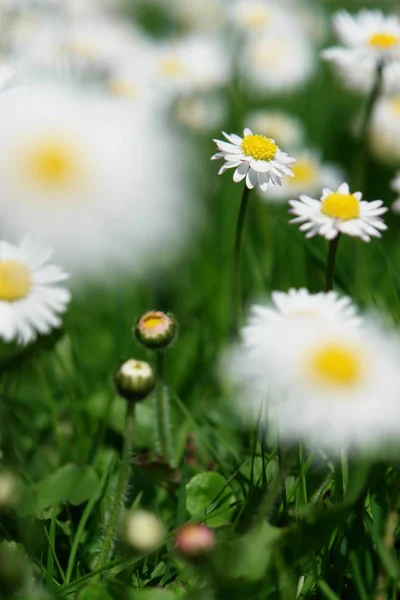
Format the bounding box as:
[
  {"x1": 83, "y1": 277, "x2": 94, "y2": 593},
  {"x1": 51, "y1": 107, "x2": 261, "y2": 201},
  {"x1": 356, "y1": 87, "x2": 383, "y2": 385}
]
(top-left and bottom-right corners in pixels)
[
  {"x1": 22, "y1": 138, "x2": 77, "y2": 189},
  {"x1": 291, "y1": 159, "x2": 318, "y2": 184},
  {"x1": 321, "y1": 192, "x2": 360, "y2": 220},
  {"x1": 0, "y1": 260, "x2": 31, "y2": 301},
  {"x1": 243, "y1": 9, "x2": 269, "y2": 29},
  {"x1": 368, "y1": 32, "x2": 399, "y2": 49},
  {"x1": 144, "y1": 316, "x2": 165, "y2": 329},
  {"x1": 69, "y1": 40, "x2": 98, "y2": 59},
  {"x1": 391, "y1": 97, "x2": 400, "y2": 115},
  {"x1": 241, "y1": 134, "x2": 278, "y2": 161},
  {"x1": 108, "y1": 79, "x2": 138, "y2": 99},
  {"x1": 310, "y1": 343, "x2": 361, "y2": 387},
  {"x1": 160, "y1": 58, "x2": 183, "y2": 78}
]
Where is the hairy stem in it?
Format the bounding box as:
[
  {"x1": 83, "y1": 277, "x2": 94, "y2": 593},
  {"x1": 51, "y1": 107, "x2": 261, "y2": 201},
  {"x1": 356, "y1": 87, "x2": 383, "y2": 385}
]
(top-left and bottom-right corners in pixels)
[
  {"x1": 234, "y1": 184, "x2": 251, "y2": 332},
  {"x1": 155, "y1": 351, "x2": 171, "y2": 462},
  {"x1": 325, "y1": 234, "x2": 341, "y2": 292}
]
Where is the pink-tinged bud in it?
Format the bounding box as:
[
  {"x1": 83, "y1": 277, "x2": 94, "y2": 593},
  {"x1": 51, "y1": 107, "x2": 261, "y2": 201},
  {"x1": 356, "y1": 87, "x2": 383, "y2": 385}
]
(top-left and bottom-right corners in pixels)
[
  {"x1": 175, "y1": 524, "x2": 216, "y2": 559},
  {"x1": 134, "y1": 311, "x2": 177, "y2": 350}
]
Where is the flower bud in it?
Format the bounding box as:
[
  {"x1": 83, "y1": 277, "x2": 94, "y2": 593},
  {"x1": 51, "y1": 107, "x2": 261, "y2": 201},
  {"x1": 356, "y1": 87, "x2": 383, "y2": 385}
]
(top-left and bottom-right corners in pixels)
[
  {"x1": 122, "y1": 509, "x2": 166, "y2": 554},
  {"x1": 134, "y1": 311, "x2": 177, "y2": 350},
  {"x1": 174, "y1": 524, "x2": 216, "y2": 560},
  {"x1": 114, "y1": 359, "x2": 155, "y2": 402},
  {"x1": 0, "y1": 471, "x2": 20, "y2": 511}
]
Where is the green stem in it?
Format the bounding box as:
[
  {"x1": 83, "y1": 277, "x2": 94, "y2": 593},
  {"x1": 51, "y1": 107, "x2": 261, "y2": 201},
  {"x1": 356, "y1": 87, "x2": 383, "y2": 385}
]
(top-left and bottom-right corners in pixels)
[
  {"x1": 234, "y1": 184, "x2": 251, "y2": 332},
  {"x1": 95, "y1": 401, "x2": 135, "y2": 578},
  {"x1": 353, "y1": 60, "x2": 384, "y2": 191},
  {"x1": 155, "y1": 351, "x2": 171, "y2": 462},
  {"x1": 325, "y1": 234, "x2": 341, "y2": 292}
]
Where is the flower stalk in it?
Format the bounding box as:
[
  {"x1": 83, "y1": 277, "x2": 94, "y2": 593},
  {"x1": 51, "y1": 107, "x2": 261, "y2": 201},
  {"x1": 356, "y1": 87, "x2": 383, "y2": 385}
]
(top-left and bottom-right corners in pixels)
[
  {"x1": 155, "y1": 351, "x2": 172, "y2": 462},
  {"x1": 234, "y1": 184, "x2": 251, "y2": 332},
  {"x1": 325, "y1": 234, "x2": 341, "y2": 292}
]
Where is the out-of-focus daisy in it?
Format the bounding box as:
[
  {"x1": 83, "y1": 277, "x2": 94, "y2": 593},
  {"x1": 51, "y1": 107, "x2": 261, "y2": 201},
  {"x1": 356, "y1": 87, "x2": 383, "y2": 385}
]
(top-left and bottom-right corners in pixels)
[
  {"x1": 174, "y1": 93, "x2": 226, "y2": 133},
  {"x1": 228, "y1": 0, "x2": 295, "y2": 36},
  {"x1": 240, "y1": 30, "x2": 316, "y2": 95},
  {"x1": 258, "y1": 151, "x2": 342, "y2": 203},
  {"x1": 233, "y1": 315, "x2": 400, "y2": 454},
  {"x1": 289, "y1": 182, "x2": 387, "y2": 242},
  {"x1": 153, "y1": 34, "x2": 231, "y2": 99},
  {"x1": 247, "y1": 288, "x2": 360, "y2": 329},
  {"x1": 0, "y1": 85, "x2": 193, "y2": 277},
  {"x1": 167, "y1": 0, "x2": 225, "y2": 32},
  {"x1": 369, "y1": 94, "x2": 400, "y2": 164},
  {"x1": 323, "y1": 10, "x2": 400, "y2": 66},
  {"x1": 0, "y1": 235, "x2": 70, "y2": 345},
  {"x1": 246, "y1": 110, "x2": 304, "y2": 151},
  {"x1": 212, "y1": 128, "x2": 295, "y2": 191},
  {"x1": 391, "y1": 172, "x2": 400, "y2": 214}
]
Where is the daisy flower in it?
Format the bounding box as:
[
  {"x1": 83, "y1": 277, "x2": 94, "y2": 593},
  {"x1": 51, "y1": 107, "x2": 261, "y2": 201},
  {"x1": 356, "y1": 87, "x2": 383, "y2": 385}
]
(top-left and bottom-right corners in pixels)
[
  {"x1": 369, "y1": 94, "x2": 400, "y2": 164},
  {"x1": 211, "y1": 128, "x2": 295, "y2": 191},
  {"x1": 0, "y1": 85, "x2": 194, "y2": 277},
  {"x1": 240, "y1": 29, "x2": 316, "y2": 95},
  {"x1": 0, "y1": 234, "x2": 70, "y2": 345},
  {"x1": 323, "y1": 10, "x2": 400, "y2": 65},
  {"x1": 246, "y1": 288, "x2": 360, "y2": 330},
  {"x1": 233, "y1": 315, "x2": 400, "y2": 455},
  {"x1": 391, "y1": 172, "x2": 400, "y2": 214},
  {"x1": 228, "y1": 0, "x2": 295, "y2": 37},
  {"x1": 174, "y1": 93, "x2": 226, "y2": 134},
  {"x1": 245, "y1": 110, "x2": 304, "y2": 152},
  {"x1": 289, "y1": 182, "x2": 387, "y2": 242},
  {"x1": 258, "y1": 151, "x2": 342, "y2": 203}
]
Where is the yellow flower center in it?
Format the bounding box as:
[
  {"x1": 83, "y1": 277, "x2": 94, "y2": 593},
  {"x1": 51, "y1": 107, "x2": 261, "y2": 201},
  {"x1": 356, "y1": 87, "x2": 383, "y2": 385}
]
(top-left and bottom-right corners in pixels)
[
  {"x1": 160, "y1": 58, "x2": 183, "y2": 78},
  {"x1": 108, "y1": 79, "x2": 138, "y2": 99},
  {"x1": 368, "y1": 32, "x2": 399, "y2": 49},
  {"x1": 19, "y1": 136, "x2": 81, "y2": 191},
  {"x1": 241, "y1": 134, "x2": 278, "y2": 161},
  {"x1": 390, "y1": 97, "x2": 400, "y2": 115},
  {"x1": 290, "y1": 159, "x2": 318, "y2": 184},
  {"x1": 309, "y1": 343, "x2": 361, "y2": 387},
  {"x1": 144, "y1": 316, "x2": 165, "y2": 329},
  {"x1": 0, "y1": 260, "x2": 31, "y2": 302},
  {"x1": 321, "y1": 192, "x2": 360, "y2": 220},
  {"x1": 242, "y1": 8, "x2": 269, "y2": 29}
]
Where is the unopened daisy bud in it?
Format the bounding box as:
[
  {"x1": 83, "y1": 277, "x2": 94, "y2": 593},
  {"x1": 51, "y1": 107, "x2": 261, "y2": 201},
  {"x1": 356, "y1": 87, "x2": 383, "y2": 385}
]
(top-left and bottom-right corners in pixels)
[
  {"x1": 122, "y1": 509, "x2": 166, "y2": 554},
  {"x1": 175, "y1": 524, "x2": 216, "y2": 560},
  {"x1": 0, "y1": 472, "x2": 20, "y2": 511},
  {"x1": 135, "y1": 311, "x2": 177, "y2": 350},
  {"x1": 114, "y1": 359, "x2": 155, "y2": 402}
]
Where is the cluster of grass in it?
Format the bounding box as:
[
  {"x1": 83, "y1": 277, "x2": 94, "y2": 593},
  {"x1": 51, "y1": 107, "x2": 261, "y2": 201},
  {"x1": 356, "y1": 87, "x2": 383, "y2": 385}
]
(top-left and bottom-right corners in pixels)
[{"x1": 2, "y1": 1, "x2": 400, "y2": 599}]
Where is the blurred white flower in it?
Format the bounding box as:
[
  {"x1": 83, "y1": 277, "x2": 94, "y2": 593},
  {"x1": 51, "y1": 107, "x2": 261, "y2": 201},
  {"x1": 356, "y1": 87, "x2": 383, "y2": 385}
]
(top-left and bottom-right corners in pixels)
[
  {"x1": 258, "y1": 151, "x2": 342, "y2": 203},
  {"x1": 369, "y1": 94, "x2": 400, "y2": 164},
  {"x1": 153, "y1": 34, "x2": 231, "y2": 99},
  {"x1": 0, "y1": 235, "x2": 70, "y2": 345},
  {"x1": 391, "y1": 172, "x2": 400, "y2": 214},
  {"x1": 228, "y1": 0, "x2": 295, "y2": 37},
  {"x1": 240, "y1": 30, "x2": 316, "y2": 95},
  {"x1": 0, "y1": 85, "x2": 193, "y2": 277},
  {"x1": 246, "y1": 110, "x2": 304, "y2": 151},
  {"x1": 231, "y1": 313, "x2": 400, "y2": 455},
  {"x1": 174, "y1": 93, "x2": 226, "y2": 133},
  {"x1": 167, "y1": 0, "x2": 225, "y2": 31},
  {"x1": 0, "y1": 471, "x2": 21, "y2": 510},
  {"x1": 323, "y1": 10, "x2": 400, "y2": 65},
  {"x1": 212, "y1": 128, "x2": 295, "y2": 191},
  {"x1": 289, "y1": 182, "x2": 387, "y2": 242}
]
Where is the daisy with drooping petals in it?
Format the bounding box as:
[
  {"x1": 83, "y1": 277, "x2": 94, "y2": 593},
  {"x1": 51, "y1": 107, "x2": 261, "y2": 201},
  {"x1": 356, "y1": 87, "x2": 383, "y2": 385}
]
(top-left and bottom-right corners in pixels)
[
  {"x1": 0, "y1": 235, "x2": 70, "y2": 345},
  {"x1": 231, "y1": 314, "x2": 400, "y2": 455},
  {"x1": 258, "y1": 151, "x2": 342, "y2": 203},
  {"x1": 289, "y1": 182, "x2": 387, "y2": 242},
  {"x1": 212, "y1": 128, "x2": 295, "y2": 191},
  {"x1": 247, "y1": 289, "x2": 361, "y2": 330},
  {"x1": 391, "y1": 172, "x2": 400, "y2": 214}
]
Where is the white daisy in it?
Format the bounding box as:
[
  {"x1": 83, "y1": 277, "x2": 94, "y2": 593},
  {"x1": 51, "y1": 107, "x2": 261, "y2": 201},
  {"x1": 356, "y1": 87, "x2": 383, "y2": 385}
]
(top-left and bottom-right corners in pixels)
[
  {"x1": 258, "y1": 151, "x2": 342, "y2": 203},
  {"x1": 391, "y1": 172, "x2": 400, "y2": 214},
  {"x1": 369, "y1": 94, "x2": 400, "y2": 164},
  {"x1": 240, "y1": 29, "x2": 316, "y2": 95},
  {"x1": 0, "y1": 85, "x2": 193, "y2": 277},
  {"x1": 228, "y1": 0, "x2": 296, "y2": 37},
  {"x1": 289, "y1": 182, "x2": 387, "y2": 242},
  {"x1": 233, "y1": 315, "x2": 400, "y2": 455},
  {"x1": 174, "y1": 93, "x2": 226, "y2": 134},
  {"x1": 246, "y1": 288, "x2": 361, "y2": 330},
  {"x1": 245, "y1": 110, "x2": 304, "y2": 152},
  {"x1": 323, "y1": 10, "x2": 400, "y2": 65},
  {"x1": 211, "y1": 128, "x2": 295, "y2": 191},
  {"x1": 0, "y1": 234, "x2": 70, "y2": 345}
]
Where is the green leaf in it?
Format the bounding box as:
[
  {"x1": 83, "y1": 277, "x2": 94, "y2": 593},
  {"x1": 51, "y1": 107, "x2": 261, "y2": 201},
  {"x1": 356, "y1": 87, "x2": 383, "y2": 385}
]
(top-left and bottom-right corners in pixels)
[
  {"x1": 18, "y1": 464, "x2": 100, "y2": 517},
  {"x1": 186, "y1": 472, "x2": 235, "y2": 527},
  {"x1": 130, "y1": 590, "x2": 178, "y2": 600}
]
